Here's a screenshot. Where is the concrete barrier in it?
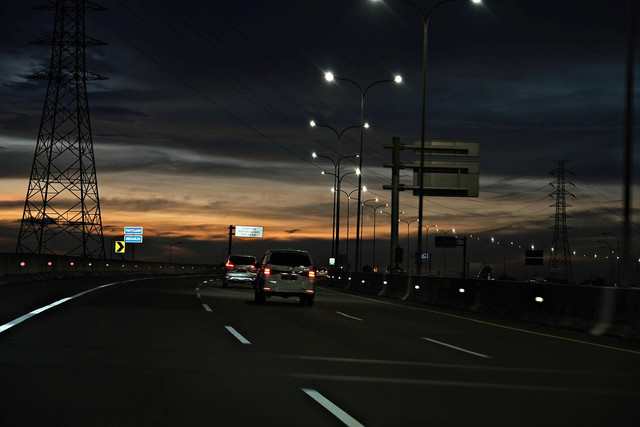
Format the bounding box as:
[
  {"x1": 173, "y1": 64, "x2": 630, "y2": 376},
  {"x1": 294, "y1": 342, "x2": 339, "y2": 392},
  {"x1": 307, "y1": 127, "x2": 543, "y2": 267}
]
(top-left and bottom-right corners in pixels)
[
  {"x1": 0, "y1": 253, "x2": 219, "y2": 284},
  {"x1": 328, "y1": 272, "x2": 640, "y2": 341}
]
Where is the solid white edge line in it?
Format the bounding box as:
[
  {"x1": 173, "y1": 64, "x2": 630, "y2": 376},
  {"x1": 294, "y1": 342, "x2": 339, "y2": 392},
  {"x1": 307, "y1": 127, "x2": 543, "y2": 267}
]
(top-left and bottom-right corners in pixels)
[
  {"x1": 302, "y1": 388, "x2": 364, "y2": 427},
  {"x1": 202, "y1": 303, "x2": 212, "y2": 312},
  {"x1": 422, "y1": 337, "x2": 491, "y2": 359},
  {"x1": 0, "y1": 281, "x2": 123, "y2": 334},
  {"x1": 336, "y1": 311, "x2": 364, "y2": 321},
  {"x1": 225, "y1": 326, "x2": 251, "y2": 345}
]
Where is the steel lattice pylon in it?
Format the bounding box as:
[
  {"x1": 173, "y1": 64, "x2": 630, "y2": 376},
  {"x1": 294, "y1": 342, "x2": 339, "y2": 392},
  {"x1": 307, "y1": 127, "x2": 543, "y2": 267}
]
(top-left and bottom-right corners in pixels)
[
  {"x1": 16, "y1": 0, "x2": 107, "y2": 258},
  {"x1": 548, "y1": 160, "x2": 575, "y2": 283}
]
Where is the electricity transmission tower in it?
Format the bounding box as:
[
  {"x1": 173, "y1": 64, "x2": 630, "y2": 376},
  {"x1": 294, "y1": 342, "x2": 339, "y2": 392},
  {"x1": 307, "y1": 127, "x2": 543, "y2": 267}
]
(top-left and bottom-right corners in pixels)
[
  {"x1": 16, "y1": 0, "x2": 107, "y2": 258},
  {"x1": 548, "y1": 160, "x2": 574, "y2": 283}
]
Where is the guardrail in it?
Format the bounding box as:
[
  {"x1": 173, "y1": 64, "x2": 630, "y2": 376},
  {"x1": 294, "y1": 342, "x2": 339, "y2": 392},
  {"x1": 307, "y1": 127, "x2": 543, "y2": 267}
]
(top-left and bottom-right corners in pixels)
[
  {"x1": 0, "y1": 252, "x2": 220, "y2": 284},
  {"x1": 328, "y1": 272, "x2": 640, "y2": 340}
]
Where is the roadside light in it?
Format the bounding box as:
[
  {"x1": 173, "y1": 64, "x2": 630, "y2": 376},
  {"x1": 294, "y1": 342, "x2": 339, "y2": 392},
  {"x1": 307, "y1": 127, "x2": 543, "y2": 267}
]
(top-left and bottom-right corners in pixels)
[
  {"x1": 324, "y1": 72, "x2": 334, "y2": 82},
  {"x1": 394, "y1": 75, "x2": 402, "y2": 83}
]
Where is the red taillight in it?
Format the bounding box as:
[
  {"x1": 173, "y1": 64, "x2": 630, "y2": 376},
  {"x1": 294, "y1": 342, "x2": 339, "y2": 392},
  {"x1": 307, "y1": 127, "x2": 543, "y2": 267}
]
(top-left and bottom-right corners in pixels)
[
  {"x1": 308, "y1": 269, "x2": 316, "y2": 279},
  {"x1": 264, "y1": 267, "x2": 271, "y2": 276},
  {"x1": 225, "y1": 261, "x2": 234, "y2": 269}
]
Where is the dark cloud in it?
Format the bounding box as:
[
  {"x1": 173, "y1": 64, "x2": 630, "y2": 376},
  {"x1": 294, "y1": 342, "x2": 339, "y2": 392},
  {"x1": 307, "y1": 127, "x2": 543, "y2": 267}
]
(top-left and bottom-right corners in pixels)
[{"x1": 0, "y1": 1, "x2": 638, "y2": 282}]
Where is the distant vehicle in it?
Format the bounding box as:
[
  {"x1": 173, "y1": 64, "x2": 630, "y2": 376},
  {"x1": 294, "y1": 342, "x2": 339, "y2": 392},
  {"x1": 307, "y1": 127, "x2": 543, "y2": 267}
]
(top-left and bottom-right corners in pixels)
[
  {"x1": 255, "y1": 249, "x2": 315, "y2": 306},
  {"x1": 223, "y1": 254, "x2": 257, "y2": 287},
  {"x1": 316, "y1": 267, "x2": 328, "y2": 277},
  {"x1": 477, "y1": 265, "x2": 494, "y2": 280}
]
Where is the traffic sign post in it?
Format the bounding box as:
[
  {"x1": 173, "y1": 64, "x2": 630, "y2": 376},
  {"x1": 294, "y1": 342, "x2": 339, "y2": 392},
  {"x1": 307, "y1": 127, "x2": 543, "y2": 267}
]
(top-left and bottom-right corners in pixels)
[
  {"x1": 124, "y1": 226, "x2": 144, "y2": 261},
  {"x1": 124, "y1": 235, "x2": 143, "y2": 243}
]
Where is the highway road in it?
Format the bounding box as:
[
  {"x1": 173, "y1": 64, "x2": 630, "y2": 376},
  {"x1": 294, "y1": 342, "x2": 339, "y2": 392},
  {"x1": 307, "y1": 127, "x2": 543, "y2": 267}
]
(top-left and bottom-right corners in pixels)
[{"x1": 0, "y1": 275, "x2": 638, "y2": 426}]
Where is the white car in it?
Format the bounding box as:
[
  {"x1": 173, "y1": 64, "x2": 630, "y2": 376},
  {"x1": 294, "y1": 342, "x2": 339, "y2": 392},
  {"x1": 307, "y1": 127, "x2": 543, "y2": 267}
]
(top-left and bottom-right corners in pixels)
[
  {"x1": 255, "y1": 249, "x2": 315, "y2": 306},
  {"x1": 223, "y1": 254, "x2": 257, "y2": 287}
]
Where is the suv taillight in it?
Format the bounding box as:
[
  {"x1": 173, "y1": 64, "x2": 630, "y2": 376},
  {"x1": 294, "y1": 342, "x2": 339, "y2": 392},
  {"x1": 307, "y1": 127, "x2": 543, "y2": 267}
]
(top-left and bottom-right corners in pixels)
[
  {"x1": 264, "y1": 266, "x2": 271, "y2": 276},
  {"x1": 308, "y1": 269, "x2": 316, "y2": 279},
  {"x1": 225, "y1": 261, "x2": 234, "y2": 269}
]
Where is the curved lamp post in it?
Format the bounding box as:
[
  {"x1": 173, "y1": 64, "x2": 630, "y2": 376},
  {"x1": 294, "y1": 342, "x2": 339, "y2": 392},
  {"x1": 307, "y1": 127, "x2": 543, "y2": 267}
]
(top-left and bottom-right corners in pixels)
[
  {"x1": 399, "y1": 218, "x2": 419, "y2": 272},
  {"x1": 311, "y1": 120, "x2": 363, "y2": 261},
  {"x1": 423, "y1": 223, "x2": 438, "y2": 273},
  {"x1": 363, "y1": 201, "x2": 388, "y2": 269},
  {"x1": 359, "y1": 198, "x2": 378, "y2": 268},
  {"x1": 371, "y1": 0, "x2": 481, "y2": 274},
  {"x1": 325, "y1": 72, "x2": 402, "y2": 271},
  {"x1": 316, "y1": 160, "x2": 359, "y2": 262}
]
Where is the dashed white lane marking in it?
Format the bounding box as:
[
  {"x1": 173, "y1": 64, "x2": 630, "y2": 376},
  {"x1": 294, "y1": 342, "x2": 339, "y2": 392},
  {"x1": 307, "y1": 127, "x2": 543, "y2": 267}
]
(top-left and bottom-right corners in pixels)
[
  {"x1": 225, "y1": 326, "x2": 251, "y2": 345},
  {"x1": 202, "y1": 304, "x2": 212, "y2": 312},
  {"x1": 336, "y1": 311, "x2": 364, "y2": 321},
  {"x1": 302, "y1": 388, "x2": 364, "y2": 427},
  {"x1": 422, "y1": 337, "x2": 491, "y2": 359}
]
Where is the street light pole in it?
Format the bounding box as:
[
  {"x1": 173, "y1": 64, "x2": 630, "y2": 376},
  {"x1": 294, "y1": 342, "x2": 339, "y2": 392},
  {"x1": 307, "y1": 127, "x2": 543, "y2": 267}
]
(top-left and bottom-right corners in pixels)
[
  {"x1": 312, "y1": 143, "x2": 359, "y2": 262},
  {"x1": 360, "y1": 198, "x2": 378, "y2": 269},
  {"x1": 400, "y1": 219, "x2": 418, "y2": 272},
  {"x1": 363, "y1": 201, "x2": 388, "y2": 270},
  {"x1": 373, "y1": 0, "x2": 481, "y2": 274},
  {"x1": 423, "y1": 224, "x2": 437, "y2": 273},
  {"x1": 603, "y1": 232, "x2": 620, "y2": 286},
  {"x1": 325, "y1": 72, "x2": 402, "y2": 272}
]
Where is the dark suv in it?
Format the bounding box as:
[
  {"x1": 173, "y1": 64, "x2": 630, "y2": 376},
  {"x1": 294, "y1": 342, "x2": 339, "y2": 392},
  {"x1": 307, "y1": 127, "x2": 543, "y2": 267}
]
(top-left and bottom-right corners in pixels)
[
  {"x1": 223, "y1": 254, "x2": 257, "y2": 287},
  {"x1": 255, "y1": 249, "x2": 315, "y2": 306}
]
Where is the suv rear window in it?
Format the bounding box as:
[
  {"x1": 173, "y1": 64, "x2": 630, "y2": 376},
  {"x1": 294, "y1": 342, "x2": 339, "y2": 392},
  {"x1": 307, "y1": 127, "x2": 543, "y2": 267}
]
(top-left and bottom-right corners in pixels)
[
  {"x1": 229, "y1": 255, "x2": 255, "y2": 265},
  {"x1": 269, "y1": 252, "x2": 311, "y2": 267}
]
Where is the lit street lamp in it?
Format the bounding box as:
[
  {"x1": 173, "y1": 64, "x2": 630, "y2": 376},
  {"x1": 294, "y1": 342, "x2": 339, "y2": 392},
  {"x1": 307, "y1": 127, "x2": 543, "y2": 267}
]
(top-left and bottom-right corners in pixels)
[
  {"x1": 400, "y1": 218, "x2": 419, "y2": 272},
  {"x1": 312, "y1": 144, "x2": 359, "y2": 261},
  {"x1": 363, "y1": 200, "x2": 388, "y2": 270},
  {"x1": 324, "y1": 71, "x2": 402, "y2": 271},
  {"x1": 371, "y1": 0, "x2": 482, "y2": 274},
  {"x1": 597, "y1": 240, "x2": 616, "y2": 286},
  {"x1": 423, "y1": 223, "x2": 437, "y2": 273},
  {"x1": 602, "y1": 232, "x2": 620, "y2": 286},
  {"x1": 438, "y1": 228, "x2": 455, "y2": 276},
  {"x1": 335, "y1": 186, "x2": 365, "y2": 270}
]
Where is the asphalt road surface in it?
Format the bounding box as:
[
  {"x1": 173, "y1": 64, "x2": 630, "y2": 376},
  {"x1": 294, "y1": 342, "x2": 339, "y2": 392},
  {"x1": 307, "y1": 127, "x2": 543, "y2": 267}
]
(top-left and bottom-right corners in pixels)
[{"x1": 0, "y1": 275, "x2": 638, "y2": 426}]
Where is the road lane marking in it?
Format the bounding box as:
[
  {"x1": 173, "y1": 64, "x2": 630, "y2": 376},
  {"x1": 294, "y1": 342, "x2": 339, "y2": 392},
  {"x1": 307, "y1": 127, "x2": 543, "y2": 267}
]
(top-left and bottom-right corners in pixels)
[
  {"x1": 0, "y1": 280, "x2": 134, "y2": 334},
  {"x1": 422, "y1": 337, "x2": 491, "y2": 359},
  {"x1": 280, "y1": 355, "x2": 638, "y2": 376},
  {"x1": 297, "y1": 374, "x2": 635, "y2": 395},
  {"x1": 336, "y1": 311, "x2": 363, "y2": 321},
  {"x1": 320, "y1": 286, "x2": 640, "y2": 356},
  {"x1": 225, "y1": 326, "x2": 251, "y2": 344},
  {"x1": 301, "y1": 388, "x2": 364, "y2": 427},
  {"x1": 202, "y1": 304, "x2": 212, "y2": 312}
]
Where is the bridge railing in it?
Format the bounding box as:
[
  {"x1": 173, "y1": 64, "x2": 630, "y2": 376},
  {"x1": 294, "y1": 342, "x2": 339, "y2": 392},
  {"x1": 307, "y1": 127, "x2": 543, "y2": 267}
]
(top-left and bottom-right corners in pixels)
[
  {"x1": 0, "y1": 252, "x2": 220, "y2": 284},
  {"x1": 328, "y1": 272, "x2": 640, "y2": 341}
]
